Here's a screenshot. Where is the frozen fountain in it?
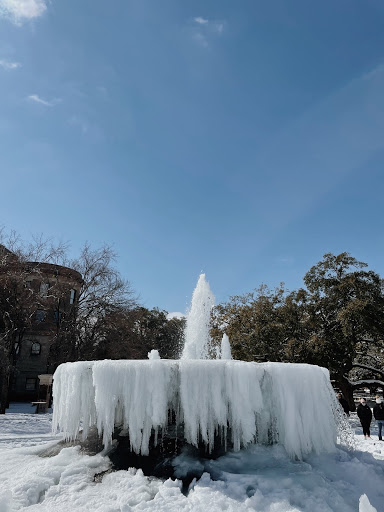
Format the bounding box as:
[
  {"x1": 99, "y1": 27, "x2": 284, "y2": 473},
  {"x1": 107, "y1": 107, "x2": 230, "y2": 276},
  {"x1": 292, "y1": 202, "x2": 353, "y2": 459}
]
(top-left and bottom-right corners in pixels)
[{"x1": 52, "y1": 274, "x2": 343, "y2": 463}]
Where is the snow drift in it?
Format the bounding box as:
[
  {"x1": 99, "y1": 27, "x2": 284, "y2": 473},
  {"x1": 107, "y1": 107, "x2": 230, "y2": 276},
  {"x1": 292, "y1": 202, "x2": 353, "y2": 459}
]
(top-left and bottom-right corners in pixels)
[{"x1": 52, "y1": 360, "x2": 340, "y2": 460}]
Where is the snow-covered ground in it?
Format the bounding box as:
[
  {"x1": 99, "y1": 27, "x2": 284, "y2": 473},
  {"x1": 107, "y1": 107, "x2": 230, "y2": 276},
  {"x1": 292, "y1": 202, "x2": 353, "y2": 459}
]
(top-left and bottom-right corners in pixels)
[{"x1": 0, "y1": 404, "x2": 383, "y2": 512}]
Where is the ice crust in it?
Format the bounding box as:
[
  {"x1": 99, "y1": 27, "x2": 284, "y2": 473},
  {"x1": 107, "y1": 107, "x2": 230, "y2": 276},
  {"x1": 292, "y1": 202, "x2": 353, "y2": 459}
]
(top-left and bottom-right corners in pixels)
[{"x1": 52, "y1": 360, "x2": 338, "y2": 459}]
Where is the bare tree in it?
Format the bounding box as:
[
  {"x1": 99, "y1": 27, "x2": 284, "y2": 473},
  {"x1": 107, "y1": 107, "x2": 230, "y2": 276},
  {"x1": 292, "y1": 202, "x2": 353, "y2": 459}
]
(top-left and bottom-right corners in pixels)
[
  {"x1": 48, "y1": 243, "x2": 138, "y2": 367},
  {"x1": 0, "y1": 230, "x2": 71, "y2": 413},
  {"x1": 0, "y1": 229, "x2": 138, "y2": 412},
  {"x1": 0, "y1": 265, "x2": 35, "y2": 413}
]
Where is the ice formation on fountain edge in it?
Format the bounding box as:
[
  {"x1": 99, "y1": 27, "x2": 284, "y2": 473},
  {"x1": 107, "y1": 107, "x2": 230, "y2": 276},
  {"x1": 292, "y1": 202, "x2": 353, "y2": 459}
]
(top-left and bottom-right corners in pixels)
[{"x1": 52, "y1": 274, "x2": 344, "y2": 461}]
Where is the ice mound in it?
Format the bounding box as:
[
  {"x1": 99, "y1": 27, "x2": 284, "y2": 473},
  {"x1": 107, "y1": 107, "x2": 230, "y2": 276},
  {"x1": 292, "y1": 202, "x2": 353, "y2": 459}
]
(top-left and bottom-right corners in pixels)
[{"x1": 52, "y1": 360, "x2": 339, "y2": 460}]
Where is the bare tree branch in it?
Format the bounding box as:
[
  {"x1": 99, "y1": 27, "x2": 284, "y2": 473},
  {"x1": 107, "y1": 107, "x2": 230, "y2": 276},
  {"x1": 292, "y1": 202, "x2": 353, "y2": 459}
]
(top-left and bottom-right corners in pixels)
[{"x1": 352, "y1": 363, "x2": 384, "y2": 379}]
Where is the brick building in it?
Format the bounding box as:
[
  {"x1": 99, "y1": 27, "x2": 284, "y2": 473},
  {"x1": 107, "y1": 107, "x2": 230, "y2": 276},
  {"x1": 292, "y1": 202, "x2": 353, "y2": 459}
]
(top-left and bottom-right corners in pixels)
[{"x1": 0, "y1": 245, "x2": 82, "y2": 401}]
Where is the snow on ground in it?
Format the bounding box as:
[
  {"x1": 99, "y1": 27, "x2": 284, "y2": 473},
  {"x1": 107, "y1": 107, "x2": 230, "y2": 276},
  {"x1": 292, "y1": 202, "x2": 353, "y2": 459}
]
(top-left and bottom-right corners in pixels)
[
  {"x1": 0, "y1": 405, "x2": 383, "y2": 512},
  {"x1": 0, "y1": 403, "x2": 57, "y2": 450}
]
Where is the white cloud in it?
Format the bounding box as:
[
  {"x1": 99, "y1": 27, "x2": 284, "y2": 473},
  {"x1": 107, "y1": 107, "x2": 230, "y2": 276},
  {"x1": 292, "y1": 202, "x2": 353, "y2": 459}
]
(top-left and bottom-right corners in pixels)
[
  {"x1": 0, "y1": 0, "x2": 47, "y2": 24},
  {"x1": 0, "y1": 59, "x2": 20, "y2": 69},
  {"x1": 192, "y1": 16, "x2": 225, "y2": 48},
  {"x1": 28, "y1": 94, "x2": 61, "y2": 107},
  {"x1": 194, "y1": 16, "x2": 208, "y2": 25}
]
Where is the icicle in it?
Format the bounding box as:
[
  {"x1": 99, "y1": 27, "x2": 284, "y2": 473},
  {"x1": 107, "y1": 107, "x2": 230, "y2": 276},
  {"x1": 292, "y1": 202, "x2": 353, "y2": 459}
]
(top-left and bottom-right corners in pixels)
[{"x1": 52, "y1": 360, "x2": 338, "y2": 460}]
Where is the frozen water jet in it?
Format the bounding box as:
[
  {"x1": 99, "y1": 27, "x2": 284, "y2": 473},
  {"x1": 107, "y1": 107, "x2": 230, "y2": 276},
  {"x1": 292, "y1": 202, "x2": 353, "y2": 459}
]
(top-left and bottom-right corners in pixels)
[
  {"x1": 220, "y1": 333, "x2": 232, "y2": 360},
  {"x1": 182, "y1": 273, "x2": 215, "y2": 360},
  {"x1": 181, "y1": 273, "x2": 231, "y2": 360},
  {"x1": 52, "y1": 273, "x2": 345, "y2": 466}
]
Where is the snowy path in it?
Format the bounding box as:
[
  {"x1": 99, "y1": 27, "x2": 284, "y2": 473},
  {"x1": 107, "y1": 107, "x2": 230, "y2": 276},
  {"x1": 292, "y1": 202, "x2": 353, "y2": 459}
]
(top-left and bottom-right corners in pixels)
[{"x1": 0, "y1": 406, "x2": 383, "y2": 512}]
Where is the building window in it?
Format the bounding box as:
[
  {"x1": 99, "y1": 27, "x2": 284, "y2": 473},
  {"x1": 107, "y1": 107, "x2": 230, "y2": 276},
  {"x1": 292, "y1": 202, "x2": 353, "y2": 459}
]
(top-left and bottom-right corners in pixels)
[
  {"x1": 31, "y1": 342, "x2": 41, "y2": 355},
  {"x1": 54, "y1": 311, "x2": 62, "y2": 324},
  {"x1": 25, "y1": 378, "x2": 37, "y2": 391},
  {"x1": 39, "y1": 282, "x2": 49, "y2": 297},
  {"x1": 35, "y1": 310, "x2": 46, "y2": 323},
  {"x1": 69, "y1": 289, "x2": 76, "y2": 304}
]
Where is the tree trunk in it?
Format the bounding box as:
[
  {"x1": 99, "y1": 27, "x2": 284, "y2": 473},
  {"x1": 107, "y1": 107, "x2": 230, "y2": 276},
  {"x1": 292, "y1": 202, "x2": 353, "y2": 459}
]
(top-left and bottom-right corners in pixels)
[
  {"x1": 337, "y1": 375, "x2": 355, "y2": 412},
  {"x1": 0, "y1": 368, "x2": 10, "y2": 414}
]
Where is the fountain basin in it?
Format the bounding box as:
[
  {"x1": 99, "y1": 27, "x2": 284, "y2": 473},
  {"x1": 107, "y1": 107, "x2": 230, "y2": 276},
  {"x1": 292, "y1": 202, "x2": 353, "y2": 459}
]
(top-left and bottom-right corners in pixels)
[{"x1": 52, "y1": 359, "x2": 339, "y2": 460}]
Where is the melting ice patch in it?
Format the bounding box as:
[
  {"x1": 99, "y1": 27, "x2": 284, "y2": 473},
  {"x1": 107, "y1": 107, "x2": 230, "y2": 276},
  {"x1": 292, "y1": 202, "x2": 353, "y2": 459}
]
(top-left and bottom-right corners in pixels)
[{"x1": 52, "y1": 360, "x2": 341, "y2": 460}]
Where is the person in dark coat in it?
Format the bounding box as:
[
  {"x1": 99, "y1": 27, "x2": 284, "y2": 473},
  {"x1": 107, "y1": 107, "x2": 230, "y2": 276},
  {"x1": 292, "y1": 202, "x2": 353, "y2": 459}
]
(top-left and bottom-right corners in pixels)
[
  {"x1": 373, "y1": 396, "x2": 384, "y2": 441},
  {"x1": 356, "y1": 398, "x2": 372, "y2": 439},
  {"x1": 337, "y1": 393, "x2": 350, "y2": 416}
]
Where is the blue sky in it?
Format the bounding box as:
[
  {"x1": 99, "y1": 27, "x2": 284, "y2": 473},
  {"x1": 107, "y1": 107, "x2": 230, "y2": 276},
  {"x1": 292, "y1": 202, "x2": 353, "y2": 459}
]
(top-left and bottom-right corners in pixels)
[{"x1": 1, "y1": 0, "x2": 384, "y2": 314}]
